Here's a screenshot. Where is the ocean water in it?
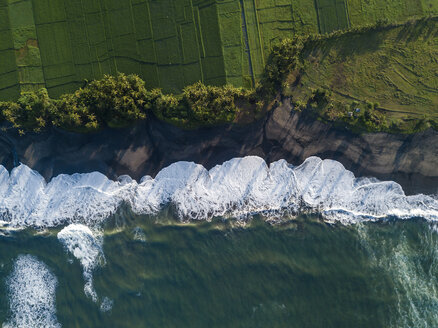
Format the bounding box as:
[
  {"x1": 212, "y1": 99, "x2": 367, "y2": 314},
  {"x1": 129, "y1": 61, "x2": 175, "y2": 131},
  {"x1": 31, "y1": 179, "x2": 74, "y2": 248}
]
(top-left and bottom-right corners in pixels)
[
  {"x1": 2, "y1": 214, "x2": 438, "y2": 327},
  {"x1": 0, "y1": 156, "x2": 437, "y2": 327}
]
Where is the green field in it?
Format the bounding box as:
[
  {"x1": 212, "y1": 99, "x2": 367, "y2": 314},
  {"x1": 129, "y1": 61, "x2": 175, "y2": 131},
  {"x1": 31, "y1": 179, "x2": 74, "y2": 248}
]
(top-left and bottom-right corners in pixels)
[
  {"x1": 0, "y1": 0, "x2": 24, "y2": 100},
  {"x1": 0, "y1": 0, "x2": 437, "y2": 101},
  {"x1": 285, "y1": 17, "x2": 438, "y2": 126}
]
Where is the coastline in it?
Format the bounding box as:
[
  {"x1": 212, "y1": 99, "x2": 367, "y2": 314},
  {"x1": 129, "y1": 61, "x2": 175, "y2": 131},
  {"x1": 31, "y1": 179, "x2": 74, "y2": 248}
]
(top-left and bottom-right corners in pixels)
[{"x1": 0, "y1": 99, "x2": 437, "y2": 196}]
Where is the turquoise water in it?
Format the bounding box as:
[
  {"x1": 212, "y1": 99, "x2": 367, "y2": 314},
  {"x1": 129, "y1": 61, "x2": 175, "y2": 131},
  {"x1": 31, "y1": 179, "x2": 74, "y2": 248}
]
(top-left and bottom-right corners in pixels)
[{"x1": 1, "y1": 212, "x2": 438, "y2": 327}]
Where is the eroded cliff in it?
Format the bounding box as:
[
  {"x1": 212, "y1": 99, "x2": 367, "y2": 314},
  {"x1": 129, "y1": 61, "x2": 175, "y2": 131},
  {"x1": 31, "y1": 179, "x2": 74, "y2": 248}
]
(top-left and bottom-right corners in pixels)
[{"x1": 0, "y1": 101, "x2": 436, "y2": 195}]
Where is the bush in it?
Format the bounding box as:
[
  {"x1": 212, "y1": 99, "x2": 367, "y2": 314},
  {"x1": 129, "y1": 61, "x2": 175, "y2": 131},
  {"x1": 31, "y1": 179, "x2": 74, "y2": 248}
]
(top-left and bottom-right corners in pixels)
[
  {"x1": 149, "y1": 82, "x2": 257, "y2": 127},
  {"x1": 0, "y1": 73, "x2": 150, "y2": 133},
  {"x1": 52, "y1": 93, "x2": 100, "y2": 131},
  {"x1": 260, "y1": 37, "x2": 305, "y2": 96},
  {"x1": 62, "y1": 73, "x2": 147, "y2": 129},
  {"x1": 0, "y1": 88, "x2": 56, "y2": 132},
  {"x1": 0, "y1": 75, "x2": 259, "y2": 133},
  {"x1": 309, "y1": 88, "x2": 332, "y2": 107},
  {"x1": 360, "y1": 107, "x2": 388, "y2": 131},
  {"x1": 150, "y1": 89, "x2": 185, "y2": 124},
  {"x1": 294, "y1": 100, "x2": 306, "y2": 111},
  {"x1": 181, "y1": 82, "x2": 248, "y2": 124}
]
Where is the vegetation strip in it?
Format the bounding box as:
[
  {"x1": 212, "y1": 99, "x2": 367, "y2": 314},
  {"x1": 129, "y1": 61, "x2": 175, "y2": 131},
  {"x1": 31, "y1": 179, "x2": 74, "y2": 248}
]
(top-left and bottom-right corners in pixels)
[{"x1": 0, "y1": 16, "x2": 436, "y2": 135}]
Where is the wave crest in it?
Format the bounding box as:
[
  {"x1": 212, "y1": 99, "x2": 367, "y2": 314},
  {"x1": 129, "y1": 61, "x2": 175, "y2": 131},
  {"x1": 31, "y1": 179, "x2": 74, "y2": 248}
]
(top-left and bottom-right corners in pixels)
[
  {"x1": 0, "y1": 156, "x2": 436, "y2": 227},
  {"x1": 57, "y1": 224, "x2": 104, "y2": 302}
]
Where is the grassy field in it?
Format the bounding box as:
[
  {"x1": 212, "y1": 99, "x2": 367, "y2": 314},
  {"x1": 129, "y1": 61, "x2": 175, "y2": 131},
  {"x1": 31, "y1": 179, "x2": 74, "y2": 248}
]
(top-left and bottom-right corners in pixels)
[
  {"x1": 0, "y1": 0, "x2": 19, "y2": 100},
  {"x1": 347, "y1": 0, "x2": 428, "y2": 27},
  {"x1": 0, "y1": 0, "x2": 229, "y2": 99},
  {"x1": 35, "y1": 0, "x2": 227, "y2": 95},
  {"x1": 1, "y1": 17, "x2": 437, "y2": 135},
  {"x1": 0, "y1": 0, "x2": 437, "y2": 101},
  {"x1": 284, "y1": 16, "x2": 438, "y2": 131}
]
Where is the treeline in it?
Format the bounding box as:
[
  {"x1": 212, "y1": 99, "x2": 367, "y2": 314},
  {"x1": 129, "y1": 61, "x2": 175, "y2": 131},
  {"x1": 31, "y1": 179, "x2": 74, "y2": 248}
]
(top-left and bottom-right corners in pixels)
[
  {"x1": 0, "y1": 74, "x2": 255, "y2": 134},
  {"x1": 1, "y1": 16, "x2": 436, "y2": 134}
]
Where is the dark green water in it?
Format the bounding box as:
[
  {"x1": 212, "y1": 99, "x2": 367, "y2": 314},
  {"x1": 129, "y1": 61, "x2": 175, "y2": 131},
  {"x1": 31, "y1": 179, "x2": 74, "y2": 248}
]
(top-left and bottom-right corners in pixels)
[{"x1": 1, "y1": 213, "x2": 438, "y2": 327}]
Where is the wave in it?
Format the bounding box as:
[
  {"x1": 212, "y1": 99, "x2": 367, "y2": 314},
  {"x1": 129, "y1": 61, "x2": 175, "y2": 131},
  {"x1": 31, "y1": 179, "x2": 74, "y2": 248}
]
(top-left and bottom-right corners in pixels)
[
  {"x1": 57, "y1": 224, "x2": 104, "y2": 303},
  {"x1": 0, "y1": 156, "x2": 436, "y2": 228},
  {"x1": 3, "y1": 255, "x2": 60, "y2": 328}
]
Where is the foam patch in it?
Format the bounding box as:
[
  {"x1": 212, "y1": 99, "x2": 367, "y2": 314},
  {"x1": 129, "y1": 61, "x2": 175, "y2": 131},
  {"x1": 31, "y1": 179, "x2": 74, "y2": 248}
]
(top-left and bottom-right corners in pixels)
[
  {"x1": 4, "y1": 254, "x2": 60, "y2": 328},
  {"x1": 57, "y1": 224, "x2": 104, "y2": 302}
]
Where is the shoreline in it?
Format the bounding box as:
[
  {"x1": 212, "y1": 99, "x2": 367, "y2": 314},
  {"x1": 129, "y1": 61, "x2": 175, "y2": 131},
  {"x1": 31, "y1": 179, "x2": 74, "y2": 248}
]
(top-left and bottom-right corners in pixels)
[{"x1": 0, "y1": 99, "x2": 436, "y2": 196}]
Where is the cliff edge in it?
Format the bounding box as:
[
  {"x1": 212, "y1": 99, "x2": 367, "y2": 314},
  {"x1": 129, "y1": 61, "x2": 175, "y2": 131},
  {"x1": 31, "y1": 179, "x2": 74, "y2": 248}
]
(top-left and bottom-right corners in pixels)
[{"x1": 0, "y1": 101, "x2": 436, "y2": 195}]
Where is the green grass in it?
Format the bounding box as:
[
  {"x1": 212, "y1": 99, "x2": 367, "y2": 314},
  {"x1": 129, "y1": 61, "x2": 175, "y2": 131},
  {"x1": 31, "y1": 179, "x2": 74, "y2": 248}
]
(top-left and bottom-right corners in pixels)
[
  {"x1": 0, "y1": 1, "x2": 20, "y2": 100},
  {"x1": 347, "y1": 0, "x2": 425, "y2": 27},
  {"x1": 11, "y1": 0, "x2": 228, "y2": 96},
  {"x1": 1, "y1": 16, "x2": 437, "y2": 136},
  {"x1": 6, "y1": 0, "x2": 45, "y2": 94},
  {"x1": 316, "y1": 0, "x2": 350, "y2": 33},
  {"x1": 284, "y1": 16, "x2": 438, "y2": 132},
  {"x1": 0, "y1": 0, "x2": 438, "y2": 102}
]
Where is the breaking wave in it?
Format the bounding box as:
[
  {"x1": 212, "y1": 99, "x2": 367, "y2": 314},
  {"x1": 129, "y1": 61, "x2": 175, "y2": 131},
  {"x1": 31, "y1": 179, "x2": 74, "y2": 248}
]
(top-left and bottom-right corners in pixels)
[
  {"x1": 0, "y1": 156, "x2": 436, "y2": 228},
  {"x1": 3, "y1": 255, "x2": 60, "y2": 328},
  {"x1": 57, "y1": 224, "x2": 104, "y2": 303}
]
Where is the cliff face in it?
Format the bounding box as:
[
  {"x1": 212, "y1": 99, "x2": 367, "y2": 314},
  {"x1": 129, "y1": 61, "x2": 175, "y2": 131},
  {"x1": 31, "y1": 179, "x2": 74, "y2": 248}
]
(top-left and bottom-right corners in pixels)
[{"x1": 0, "y1": 102, "x2": 437, "y2": 195}]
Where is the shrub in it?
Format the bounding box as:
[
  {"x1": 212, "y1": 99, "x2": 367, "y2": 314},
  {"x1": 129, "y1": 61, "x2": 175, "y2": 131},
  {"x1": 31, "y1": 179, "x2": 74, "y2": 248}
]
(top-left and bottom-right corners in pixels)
[
  {"x1": 0, "y1": 73, "x2": 151, "y2": 133},
  {"x1": 360, "y1": 107, "x2": 388, "y2": 131},
  {"x1": 64, "y1": 73, "x2": 147, "y2": 128},
  {"x1": 181, "y1": 82, "x2": 246, "y2": 124},
  {"x1": 309, "y1": 88, "x2": 332, "y2": 107},
  {"x1": 150, "y1": 89, "x2": 185, "y2": 123},
  {"x1": 260, "y1": 37, "x2": 305, "y2": 96},
  {"x1": 150, "y1": 82, "x2": 255, "y2": 127},
  {"x1": 0, "y1": 88, "x2": 56, "y2": 132},
  {"x1": 294, "y1": 100, "x2": 307, "y2": 111},
  {"x1": 256, "y1": 100, "x2": 265, "y2": 113},
  {"x1": 52, "y1": 93, "x2": 100, "y2": 131}
]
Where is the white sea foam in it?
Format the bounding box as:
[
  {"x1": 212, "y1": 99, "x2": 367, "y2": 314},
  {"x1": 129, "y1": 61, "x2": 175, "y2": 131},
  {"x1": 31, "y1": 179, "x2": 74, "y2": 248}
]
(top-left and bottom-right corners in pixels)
[
  {"x1": 132, "y1": 226, "x2": 147, "y2": 242},
  {"x1": 57, "y1": 224, "x2": 104, "y2": 302},
  {"x1": 100, "y1": 297, "x2": 114, "y2": 312},
  {"x1": 3, "y1": 255, "x2": 60, "y2": 328},
  {"x1": 358, "y1": 224, "x2": 438, "y2": 327},
  {"x1": 0, "y1": 156, "x2": 436, "y2": 228}
]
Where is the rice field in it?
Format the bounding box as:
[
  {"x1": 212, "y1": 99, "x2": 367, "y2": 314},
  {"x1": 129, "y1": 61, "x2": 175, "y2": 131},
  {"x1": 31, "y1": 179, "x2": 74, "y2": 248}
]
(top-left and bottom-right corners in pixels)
[{"x1": 0, "y1": 0, "x2": 436, "y2": 100}]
